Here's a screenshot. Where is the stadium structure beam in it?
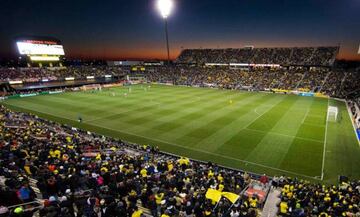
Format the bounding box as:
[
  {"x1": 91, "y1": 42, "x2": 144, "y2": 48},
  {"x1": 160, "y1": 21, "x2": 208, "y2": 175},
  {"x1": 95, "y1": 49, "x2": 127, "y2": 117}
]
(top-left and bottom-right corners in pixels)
[
  {"x1": 157, "y1": 0, "x2": 173, "y2": 65},
  {"x1": 164, "y1": 18, "x2": 170, "y2": 65}
]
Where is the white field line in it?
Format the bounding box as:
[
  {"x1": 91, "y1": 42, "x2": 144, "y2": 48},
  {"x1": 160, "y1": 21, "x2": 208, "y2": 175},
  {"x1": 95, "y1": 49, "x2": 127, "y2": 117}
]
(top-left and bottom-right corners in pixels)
[
  {"x1": 245, "y1": 101, "x2": 281, "y2": 129},
  {"x1": 321, "y1": 98, "x2": 329, "y2": 180},
  {"x1": 309, "y1": 114, "x2": 326, "y2": 118},
  {"x1": 83, "y1": 102, "x2": 161, "y2": 123},
  {"x1": 300, "y1": 108, "x2": 326, "y2": 128},
  {"x1": 254, "y1": 108, "x2": 261, "y2": 115},
  {"x1": 301, "y1": 108, "x2": 310, "y2": 124},
  {"x1": 4, "y1": 102, "x2": 321, "y2": 180},
  {"x1": 346, "y1": 101, "x2": 360, "y2": 148},
  {"x1": 302, "y1": 122, "x2": 325, "y2": 128},
  {"x1": 243, "y1": 128, "x2": 323, "y2": 143}
]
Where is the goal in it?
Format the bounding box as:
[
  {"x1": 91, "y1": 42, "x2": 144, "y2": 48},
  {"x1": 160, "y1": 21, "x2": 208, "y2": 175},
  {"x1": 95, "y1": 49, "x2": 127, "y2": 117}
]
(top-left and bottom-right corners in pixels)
[{"x1": 327, "y1": 106, "x2": 339, "y2": 122}]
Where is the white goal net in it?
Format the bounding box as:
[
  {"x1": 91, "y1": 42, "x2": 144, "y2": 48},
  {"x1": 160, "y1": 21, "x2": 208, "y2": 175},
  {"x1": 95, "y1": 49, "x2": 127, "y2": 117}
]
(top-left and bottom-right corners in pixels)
[{"x1": 327, "y1": 106, "x2": 338, "y2": 122}]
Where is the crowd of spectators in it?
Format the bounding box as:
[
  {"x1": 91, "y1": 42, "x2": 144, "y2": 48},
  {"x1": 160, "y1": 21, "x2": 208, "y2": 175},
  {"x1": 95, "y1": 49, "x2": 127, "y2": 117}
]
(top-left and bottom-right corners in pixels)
[
  {"x1": 145, "y1": 66, "x2": 359, "y2": 99},
  {"x1": 0, "y1": 67, "x2": 127, "y2": 82},
  {"x1": 0, "y1": 64, "x2": 358, "y2": 100},
  {"x1": 176, "y1": 47, "x2": 338, "y2": 66},
  {"x1": 0, "y1": 105, "x2": 263, "y2": 217},
  {"x1": 275, "y1": 176, "x2": 360, "y2": 216},
  {"x1": 348, "y1": 100, "x2": 360, "y2": 132},
  {"x1": 298, "y1": 69, "x2": 328, "y2": 93}
]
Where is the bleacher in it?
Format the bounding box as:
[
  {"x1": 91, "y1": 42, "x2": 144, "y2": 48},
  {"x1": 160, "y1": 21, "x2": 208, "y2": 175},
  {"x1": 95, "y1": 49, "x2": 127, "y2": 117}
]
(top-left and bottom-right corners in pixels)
[{"x1": 176, "y1": 46, "x2": 339, "y2": 66}]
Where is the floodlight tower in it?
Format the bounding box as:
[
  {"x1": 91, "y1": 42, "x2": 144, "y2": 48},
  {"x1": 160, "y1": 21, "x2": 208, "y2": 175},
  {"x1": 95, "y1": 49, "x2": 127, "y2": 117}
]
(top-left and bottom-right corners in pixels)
[{"x1": 157, "y1": 0, "x2": 173, "y2": 65}]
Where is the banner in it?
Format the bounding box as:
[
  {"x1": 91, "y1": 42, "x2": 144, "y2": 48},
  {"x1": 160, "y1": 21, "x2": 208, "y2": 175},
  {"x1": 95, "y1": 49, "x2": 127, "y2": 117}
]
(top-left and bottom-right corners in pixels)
[
  {"x1": 7, "y1": 94, "x2": 20, "y2": 99},
  {"x1": 298, "y1": 92, "x2": 314, "y2": 97},
  {"x1": 272, "y1": 88, "x2": 290, "y2": 93},
  {"x1": 49, "y1": 90, "x2": 64, "y2": 94},
  {"x1": 205, "y1": 189, "x2": 222, "y2": 203},
  {"x1": 4, "y1": 90, "x2": 63, "y2": 100},
  {"x1": 65, "y1": 77, "x2": 75, "y2": 81},
  {"x1": 9, "y1": 80, "x2": 23, "y2": 84},
  {"x1": 314, "y1": 93, "x2": 329, "y2": 98},
  {"x1": 20, "y1": 93, "x2": 38, "y2": 98},
  {"x1": 221, "y1": 192, "x2": 240, "y2": 204}
]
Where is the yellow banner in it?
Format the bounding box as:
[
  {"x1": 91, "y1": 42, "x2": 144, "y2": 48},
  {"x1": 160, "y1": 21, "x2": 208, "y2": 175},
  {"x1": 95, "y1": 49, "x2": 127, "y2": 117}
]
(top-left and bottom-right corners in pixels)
[
  {"x1": 205, "y1": 189, "x2": 222, "y2": 203},
  {"x1": 222, "y1": 192, "x2": 240, "y2": 204}
]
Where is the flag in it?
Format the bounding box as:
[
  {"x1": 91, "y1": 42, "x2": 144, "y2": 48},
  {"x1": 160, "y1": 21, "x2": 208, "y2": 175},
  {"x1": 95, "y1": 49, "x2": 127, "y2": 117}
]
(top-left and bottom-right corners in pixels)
[
  {"x1": 205, "y1": 188, "x2": 222, "y2": 203},
  {"x1": 221, "y1": 192, "x2": 240, "y2": 204}
]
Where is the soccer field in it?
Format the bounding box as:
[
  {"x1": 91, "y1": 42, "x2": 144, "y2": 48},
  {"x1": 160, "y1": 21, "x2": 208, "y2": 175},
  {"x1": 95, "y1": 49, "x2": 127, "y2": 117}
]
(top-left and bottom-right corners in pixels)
[{"x1": 2, "y1": 84, "x2": 360, "y2": 183}]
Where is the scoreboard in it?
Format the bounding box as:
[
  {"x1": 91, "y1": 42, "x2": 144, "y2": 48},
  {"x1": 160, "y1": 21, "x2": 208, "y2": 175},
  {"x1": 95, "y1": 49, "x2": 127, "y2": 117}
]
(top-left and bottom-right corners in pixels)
[
  {"x1": 17, "y1": 40, "x2": 65, "y2": 56},
  {"x1": 15, "y1": 36, "x2": 65, "y2": 63}
]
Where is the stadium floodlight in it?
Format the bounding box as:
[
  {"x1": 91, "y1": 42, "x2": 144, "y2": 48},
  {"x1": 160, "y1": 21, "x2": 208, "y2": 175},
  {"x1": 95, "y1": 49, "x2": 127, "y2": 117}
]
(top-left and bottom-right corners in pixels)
[
  {"x1": 157, "y1": 0, "x2": 173, "y2": 18},
  {"x1": 157, "y1": 0, "x2": 173, "y2": 65}
]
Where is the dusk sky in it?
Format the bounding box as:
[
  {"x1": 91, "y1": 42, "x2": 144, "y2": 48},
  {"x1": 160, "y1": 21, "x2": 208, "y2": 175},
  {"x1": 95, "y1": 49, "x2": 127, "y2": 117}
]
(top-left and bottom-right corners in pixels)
[{"x1": 0, "y1": 0, "x2": 359, "y2": 60}]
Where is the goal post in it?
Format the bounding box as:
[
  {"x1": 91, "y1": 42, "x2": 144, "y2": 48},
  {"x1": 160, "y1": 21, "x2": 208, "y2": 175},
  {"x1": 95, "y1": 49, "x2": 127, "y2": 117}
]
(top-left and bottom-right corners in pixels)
[{"x1": 327, "y1": 106, "x2": 339, "y2": 122}]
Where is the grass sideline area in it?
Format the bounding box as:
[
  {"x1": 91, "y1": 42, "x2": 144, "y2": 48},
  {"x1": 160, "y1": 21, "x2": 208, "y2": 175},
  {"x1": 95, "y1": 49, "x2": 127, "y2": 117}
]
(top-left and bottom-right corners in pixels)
[{"x1": 2, "y1": 84, "x2": 360, "y2": 183}]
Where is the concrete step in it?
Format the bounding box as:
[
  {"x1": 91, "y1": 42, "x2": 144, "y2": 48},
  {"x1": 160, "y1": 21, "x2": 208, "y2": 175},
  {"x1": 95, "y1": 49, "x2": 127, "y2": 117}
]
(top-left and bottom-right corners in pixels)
[{"x1": 261, "y1": 187, "x2": 281, "y2": 217}]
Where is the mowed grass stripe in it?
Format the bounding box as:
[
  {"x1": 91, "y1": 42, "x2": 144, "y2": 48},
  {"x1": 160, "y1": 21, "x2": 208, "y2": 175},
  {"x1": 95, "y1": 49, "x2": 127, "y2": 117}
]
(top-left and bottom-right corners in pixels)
[
  {"x1": 4, "y1": 85, "x2": 225, "y2": 133},
  {"x1": 56, "y1": 84, "x2": 197, "y2": 107},
  {"x1": 280, "y1": 98, "x2": 337, "y2": 179},
  {"x1": 244, "y1": 97, "x2": 324, "y2": 176},
  {"x1": 96, "y1": 90, "x2": 247, "y2": 136},
  {"x1": 157, "y1": 92, "x2": 265, "y2": 142},
  {"x1": 296, "y1": 98, "x2": 327, "y2": 142},
  {"x1": 88, "y1": 88, "x2": 245, "y2": 132},
  {"x1": 4, "y1": 85, "x2": 198, "y2": 122},
  {"x1": 322, "y1": 99, "x2": 360, "y2": 183},
  {"x1": 57, "y1": 85, "x2": 203, "y2": 113},
  {"x1": 110, "y1": 88, "x2": 243, "y2": 126},
  {"x1": 4, "y1": 98, "x2": 87, "y2": 119},
  {"x1": 236, "y1": 96, "x2": 297, "y2": 164},
  {"x1": 16, "y1": 85, "x2": 209, "y2": 121},
  {"x1": 86, "y1": 88, "x2": 224, "y2": 123},
  {"x1": 244, "y1": 96, "x2": 305, "y2": 165},
  {"x1": 148, "y1": 92, "x2": 251, "y2": 127},
  {"x1": 132, "y1": 92, "x2": 254, "y2": 133},
  {"x1": 193, "y1": 94, "x2": 285, "y2": 152},
  {"x1": 171, "y1": 94, "x2": 277, "y2": 147},
  {"x1": 246, "y1": 95, "x2": 299, "y2": 131},
  {"x1": 279, "y1": 138, "x2": 323, "y2": 177}
]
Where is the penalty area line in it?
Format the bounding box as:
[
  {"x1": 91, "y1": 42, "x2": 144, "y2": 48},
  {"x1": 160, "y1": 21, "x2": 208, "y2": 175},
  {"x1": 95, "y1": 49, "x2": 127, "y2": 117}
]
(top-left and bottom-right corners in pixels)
[{"x1": 321, "y1": 98, "x2": 329, "y2": 180}]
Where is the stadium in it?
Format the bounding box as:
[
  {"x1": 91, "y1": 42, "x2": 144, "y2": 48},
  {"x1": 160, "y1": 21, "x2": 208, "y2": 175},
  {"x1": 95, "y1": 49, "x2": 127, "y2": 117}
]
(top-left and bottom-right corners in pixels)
[{"x1": 0, "y1": 0, "x2": 359, "y2": 216}]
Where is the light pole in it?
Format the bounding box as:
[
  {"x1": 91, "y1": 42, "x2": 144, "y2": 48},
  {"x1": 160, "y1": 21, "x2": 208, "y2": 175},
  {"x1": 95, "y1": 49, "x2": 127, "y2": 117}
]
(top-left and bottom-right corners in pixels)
[{"x1": 157, "y1": 0, "x2": 173, "y2": 65}]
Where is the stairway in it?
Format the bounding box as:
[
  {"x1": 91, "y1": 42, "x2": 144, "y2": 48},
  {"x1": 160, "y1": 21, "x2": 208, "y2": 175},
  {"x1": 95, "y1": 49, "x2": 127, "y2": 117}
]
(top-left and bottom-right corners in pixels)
[
  {"x1": 318, "y1": 71, "x2": 332, "y2": 93},
  {"x1": 261, "y1": 188, "x2": 281, "y2": 217},
  {"x1": 295, "y1": 71, "x2": 307, "y2": 90}
]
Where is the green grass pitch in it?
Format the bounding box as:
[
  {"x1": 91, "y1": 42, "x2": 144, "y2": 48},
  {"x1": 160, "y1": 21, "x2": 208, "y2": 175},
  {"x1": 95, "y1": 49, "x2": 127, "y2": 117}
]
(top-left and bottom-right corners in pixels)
[{"x1": 2, "y1": 84, "x2": 360, "y2": 183}]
